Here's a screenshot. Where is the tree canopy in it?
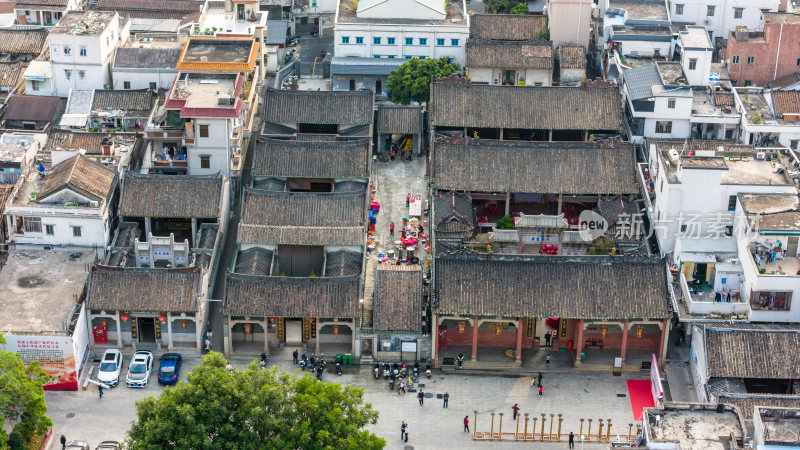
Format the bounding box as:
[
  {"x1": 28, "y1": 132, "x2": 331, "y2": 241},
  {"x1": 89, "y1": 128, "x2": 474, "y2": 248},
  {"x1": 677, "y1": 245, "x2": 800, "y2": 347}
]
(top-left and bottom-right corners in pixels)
[
  {"x1": 126, "y1": 352, "x2": 384, "y2": 450},
  {"x1": 510, "y1": 3, "x2": 528, "y2": 14},
  {"x1": 0, "y1": 333, "x2": 53, "y2": 448},
  {"x1": 386, "y1": 57, "x2": 461, "y2": 105}
]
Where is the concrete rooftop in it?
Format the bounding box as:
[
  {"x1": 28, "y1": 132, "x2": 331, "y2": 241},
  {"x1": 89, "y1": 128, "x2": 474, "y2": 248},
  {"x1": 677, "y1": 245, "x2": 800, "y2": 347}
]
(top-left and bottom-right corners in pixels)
[
  {"x1": 657, "y1": 144, "x2": 794, "y2": 185},
  {"x1": 680, "y1": 26, "x2": 713, "y2": 49},
  {"x1": 171, "y1": 72, "x2": 239, "y2": 109},
  {"x1": 181, "y1": 39, "x2": 253, "y2": 63},
  {"x1": 0, "y1": 250, "x2": 94, "y2": 333},
  {"x1": 51, "y1": 11, "x2": 115, "y2": 36},
  {"x1": 646, "y1": 406, "x2": 744, "y2": 450},
  {"x1": 337, "y1": 0, "x2": 465, "y2": 24},
  {"x1": 609, "y1": 0, "x2": 668, "y2": 21},
  {"x1": 739, "y1": 193, "x2": 799, "y2": 215}
]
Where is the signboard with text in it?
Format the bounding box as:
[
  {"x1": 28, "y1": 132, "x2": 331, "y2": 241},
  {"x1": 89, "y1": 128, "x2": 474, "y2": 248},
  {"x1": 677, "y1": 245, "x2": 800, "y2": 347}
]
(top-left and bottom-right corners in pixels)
[{"x1": 650, "y1": 354, "x2": 664, "y2": 408}]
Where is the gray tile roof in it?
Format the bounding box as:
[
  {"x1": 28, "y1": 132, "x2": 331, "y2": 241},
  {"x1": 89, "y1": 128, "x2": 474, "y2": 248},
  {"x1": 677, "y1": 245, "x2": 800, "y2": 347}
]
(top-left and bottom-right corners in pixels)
[
  {"x1": 120, "y1": 173, "x2": 222, "y2": 218},
  {"x1": 430, "y1": 83, "x2": 622, "y2": 130},
  {"x1": 324, "y1": 250, "x2": 362, "y2": 277},
  {"x1": 0, "y1": 28, "x2": 48, "y2": 55},
  {"x1": 466, "y1": 39, "x2": 553, "y2": 69},
  {"x1": 706, "y1": 325, "x2": 800, "y2": 380},
  {"x1": 717, "y1": 394, "x2": 800, "y2": 420},
  {"x1": 91, "y1": 89, "x2": 156, "y2": 118},
  {"x1": 252, "y1": 138, "x2": 370, "y2": 179},
  {"x1": 0, "y1": 62, "x2": 22, "y2": 88},
  {"x1": 435, "y1": 254, "x2": 671, "y2": 319},
  {"x1": 87, "y1": 265, "x2": 203, "y2": 312},
  {"x1": 225, "y1": 273, "x2": 359, "y2": 318},
  {"x1": 622, "y1": 64, "x2": 660, "y2": 100},
  {"x1": 262, "y1": 89, "x2": 374, "y2": 125},
  {"x1": 558, "y1": 45, "x2": 586, "y2": 70},
  {"x1": 265, "y1": 20, "x2": 288, "y2": 44},
  {"x1": 3, "y1": 96, "x2": 60, "y2": 123},
  {"x1": 374, "y1": 265, "x2": 423, "y2": 333},
  {"x1": 113, "y1": 47, "x2": 182, "y2": 69},
  {"x1": 330, "y1": 56, "x2": 403, "y2": 76},
  {"x1": 234, "y1": 247, "x2": 273, "y2": 276},
  {"x1": 238, "y1": 188, "x2": 366, "y2": 246},
  {"x1": 38, "y1": 154, "x2": 118, "y2": 203},
  {"x1": 432, "y1": 140, "x2": 639, "y2": 194},
  {"x1": 433, "y1": 191, "x2": 475, "y2": 240},
  {"x1": 469, "y1": 14, "x2": 547, "y2": 40},
  {"x1": 44, "y1": 130, "x2": 135, "y2": 155},
  {"x1": 377, "y1": 106, "x2": 423, "y2": 134}
]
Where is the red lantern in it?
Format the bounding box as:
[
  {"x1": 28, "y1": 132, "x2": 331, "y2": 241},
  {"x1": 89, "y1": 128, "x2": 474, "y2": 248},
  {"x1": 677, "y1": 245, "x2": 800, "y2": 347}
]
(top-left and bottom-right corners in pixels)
[
  {"x1": 159, "y1": 314, "x2": 167, "y2": 323},
  {"x1": 120, "y1": 313, "x2": 129, "y2": 323}
]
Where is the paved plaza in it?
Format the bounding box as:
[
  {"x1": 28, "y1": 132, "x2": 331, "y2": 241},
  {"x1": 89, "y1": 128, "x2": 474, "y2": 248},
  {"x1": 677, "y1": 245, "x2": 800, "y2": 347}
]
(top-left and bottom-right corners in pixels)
[{"x1": 45, "y1": 355, "x2": 660, "y2": 449}]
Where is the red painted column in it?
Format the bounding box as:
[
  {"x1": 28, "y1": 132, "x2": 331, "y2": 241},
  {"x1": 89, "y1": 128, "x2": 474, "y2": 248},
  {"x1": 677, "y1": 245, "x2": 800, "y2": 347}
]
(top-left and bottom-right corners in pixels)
[
  {"x1": 658, "y1": 319, "x2": 670, "y2": 369},
  {"x1": 574, "y1": 320, "x2": 584, "y2": 363},
  {"x1": 432, "y1": 313, "x2": 439, "y2": 365},
  {"x1": 620, "y1": 320, "x2": 629, "y2": 362},
  {"x1": 515, "y1": 318, "x2": 524, "y2": 362},
  {"x1": 471, "y1": 316, "x2": 479, "y2": 361}
]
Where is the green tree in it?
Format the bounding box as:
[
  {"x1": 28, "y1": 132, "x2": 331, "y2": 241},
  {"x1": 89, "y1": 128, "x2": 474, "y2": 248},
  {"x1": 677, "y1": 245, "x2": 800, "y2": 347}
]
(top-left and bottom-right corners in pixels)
[
  {"x1": 483, "y1": 0, "x2": 510, "y2": 13},
  {"x1": 538, "y1": 28, "x2": 550, "y2": 40},
  {"x1": 510, "y1": 3, "x2": 528, "y2": 14},
  {"x1": 386, "y1": 57, "x2": 460, "y2": 105},
  {"x1": 0, "y1": 333, "x2": 53, "y2": 447},
  {"x1": 497, "y1": 215, "x2": 515, "y2": 230},
  {"x1": 126, "y1": 352, "x2": 384, "y2": 449}
]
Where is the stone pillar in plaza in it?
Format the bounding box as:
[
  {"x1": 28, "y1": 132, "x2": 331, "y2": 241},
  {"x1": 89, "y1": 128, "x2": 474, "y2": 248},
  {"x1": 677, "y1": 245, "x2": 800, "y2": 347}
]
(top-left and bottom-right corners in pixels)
[
  {"x1": 515, "y1": 318, "x2": 523, "y2": 364},
  {"x1": 620, "y1": 320, "x2": 629, "y2": 362},
  {"x1": 471, "y1": 316, "x2": 479, "y2": 362},
  {"x1": 574, "y1": 320, "x2": 584, "y2": 364}
]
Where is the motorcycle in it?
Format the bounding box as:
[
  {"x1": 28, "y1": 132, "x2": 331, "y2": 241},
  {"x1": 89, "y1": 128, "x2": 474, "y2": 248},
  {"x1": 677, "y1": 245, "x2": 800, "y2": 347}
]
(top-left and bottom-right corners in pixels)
[
  {"x1": 316, "y1": 365, "x2": 323, "y2": 380},
  {"x1": 389, "y1": 377, "x2": 395, "y2": 391},
  {"x1": 400, "y1": 362, "x2": 408, "y2": 377},
  {"x1": 336, "y1": 361, "x2": 342, "y2": 376},
  {"x1": 457, "y1": 353, "x2": 464, "y2": 369},
  {"x1": 311, "y1": 28, "x2": 318, "y2": 37},
  {"x1": 425, "y1": 362, "x2": 432, "y2": 378},
  {"x1": 374, "y1": 363, "x2": 380, "y2": 379},
  {"x1": 407, "y1": 375, "x2": 414, "y2": 389},
  {"x1": 392, "y1": 363, "x2": 399, "y2": 378},
  {"x1": 300, "y1": 352, "x2": 308, "y2": 369},
  {"x1": 383, "y1": 363, "x2": 391, "y2": 379},
  {"x1": 259, "y1": 352, "x2": 267, "y2": 369}
]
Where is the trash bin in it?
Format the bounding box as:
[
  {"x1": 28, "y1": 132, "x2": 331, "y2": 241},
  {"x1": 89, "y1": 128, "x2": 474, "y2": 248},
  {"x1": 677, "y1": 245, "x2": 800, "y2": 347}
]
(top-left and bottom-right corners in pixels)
[
  {"x1": 345, "y1": 354, "x2": 353, "y2": 365},
  {"x1": 335, "y1": 354, "x2": 343, "y2": 364},
  {"x1": 567, "y1": 340, "x2": 573, "y2": 351},
  {"x1": 581, "y1": 352, "x2": 586, "y2": 360}
]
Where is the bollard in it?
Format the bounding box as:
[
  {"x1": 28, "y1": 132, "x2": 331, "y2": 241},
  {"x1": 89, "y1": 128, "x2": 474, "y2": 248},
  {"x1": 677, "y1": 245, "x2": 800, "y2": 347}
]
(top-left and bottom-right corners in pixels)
[
  {"x1": 549, "y1": 414, "x2": 554, "y2": 440},
  {"x1": 515, "y1": 412, "x2": 520, "y2": 440},
  {"x1": 579, "y1": 418, "x2": 584, "y2": 441},
  {"x1": 587, "y1": 419, "x2": 592, "y2": 442},
  {"x1": 473, "y1": 410, "x2": 478, "y2": 440},
  {"x1": 540, "y1": 414, "x2": 546, "y2": 440},
  {"x1": 532, "y1": 417, "x2": 538, "y2": 440},
  {"x1": 557, "y1": 414, "x2": 563, "y2": 441},
  {"x1": 490, "y1": 413, "x2": 495, "y2": 440},
  {"x1": 524, "y1": 413, "x2": 529, "y2": 441},
  {"x1": 499, "y1": 413, "x2": 504, "y2": 441},
  {"x1": 598, "y1": 419, "x2": 604, "y2": 441},
  {"x1": 606, "y1": 419, "x2": 612, "y2": 442}
]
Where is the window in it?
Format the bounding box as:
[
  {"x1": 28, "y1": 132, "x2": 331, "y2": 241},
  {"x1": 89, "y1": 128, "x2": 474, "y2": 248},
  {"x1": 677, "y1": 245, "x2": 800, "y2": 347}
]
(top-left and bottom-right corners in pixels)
[
  {"x1": 387, "y1": 37, "x2": 395, "y2": 44},
  {"x1": 706, "y1": 5, "x2": 715, "y2": 16},
  {"x1": 78, "y1": 70, "x2": 85, "y2": 80},
  {"x1": 63, "y1": 46, "x2": 71, "y2": 55},
  {"x1": 80, "y1": 46, "x2": 87, "y2": 56},
  {"x1": 668, "y1": 98, "x2": 676, "y2": 108},
  {"x1": 747, "y1": 56, "x2": 755, "y2": 64},
  {"x1": 64, "y1": 70, "x2": 72, "y2": 80},
  {"x1": 734, "y1": 7, "x2": 743, "y2": 19},
  {"x1": 689, "y1": 58, "x2": 697, "y2": 70},
  {"x1": 405, "y1": 55, "x2": 412, "y2": 59},
  {"x1": 200, "y1": 155, "x2": 211, "y2": 169},
  {"x1": 388, "y1": 55, "x2": 395, "y2": 58},
  {"x1": 341, "y1": 36, "x2": 349, "y2": 44},
  {"x1": 744, "y1": 80, "x2": 752, "y2": 86},
  {"x1": 437, "y1": 38, "x2": 445, "y2": 46},
  {"x1": 23, "y1": 217, "x2": 42, "y2": 233},
  {"x1": 72, "y1": 226, "x2": 81, "y2": 237},
  {"x1": 405, "y1": 38, "x2": 413, "y2": 45},
  {"x1": 373, "y1": 37, "x2": 381, "y2": 44},
  {"x1": 680, "y1": 224, "x2": 687, "y2": 233},
  {"x1": 31, "y1": 80, "x2": 39, "y2": 91},
  {"x1": 149, "y1": 82, "x2": 157, "y2": 90},
  {"x1": 751, "y1": 291, "x2": 792, "y2": 311},
  {"x1": 199, "y1": 124, "x2": 209, "y2": 137},
  {"x1": 732, "y1": 55, "x2": 739, "y2": 64},
  {"x1": 123, "y1": 81, "x2": 130, "y2": 89},
  {"x1": 675, "y1": 3, "x2": 683, "y2": 14},
  {"x1": 728, "y1": 195, "x2": 737, "y2": 211},
  {"x1": 374, "y1": 55, "x2": 380, "y2": 58},
  {"x1": 419, "y1": 38, "x2": 427, "y2": 45},
  {"x1": 355, "y1": 37, "x2": 363, "y2": 44},
  {"x1": 45, "y1": 224, "x2": 54, "y2": 236},
  {"x1": 655, "y1": 121, "x2": 672, "y2": 134},
  {"x1": 451, "y1": 39, "x2": 459, "y2": 46}
]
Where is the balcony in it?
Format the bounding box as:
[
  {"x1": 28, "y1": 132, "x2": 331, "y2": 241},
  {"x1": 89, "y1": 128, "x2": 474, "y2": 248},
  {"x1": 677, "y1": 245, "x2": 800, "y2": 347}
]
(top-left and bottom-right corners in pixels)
[{"x1": 678, "y1": 271, "x2": 749, "y2": 319}]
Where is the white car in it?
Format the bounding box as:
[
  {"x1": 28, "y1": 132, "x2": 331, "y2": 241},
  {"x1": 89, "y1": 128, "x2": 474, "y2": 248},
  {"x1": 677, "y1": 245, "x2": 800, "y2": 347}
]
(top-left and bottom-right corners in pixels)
[
  {"x1": 125, "y1": 350, "x2": 153, "y2": 388},
  {"x1": 97, "y1": 349, "x2": 123, "y2": 387}
]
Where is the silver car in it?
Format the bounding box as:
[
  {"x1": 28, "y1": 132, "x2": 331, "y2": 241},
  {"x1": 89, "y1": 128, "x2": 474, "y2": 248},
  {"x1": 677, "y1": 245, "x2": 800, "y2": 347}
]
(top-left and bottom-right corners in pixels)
[{"x1": 125, "y1": 350, "x2": 153, "y2": 388}]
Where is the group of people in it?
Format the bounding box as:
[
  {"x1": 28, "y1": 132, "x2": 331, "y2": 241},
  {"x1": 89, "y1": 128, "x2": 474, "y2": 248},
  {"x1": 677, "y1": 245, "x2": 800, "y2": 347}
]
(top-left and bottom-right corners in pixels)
[{"x1": 389, "y1": 141, "x2": 412, "y2": 161}]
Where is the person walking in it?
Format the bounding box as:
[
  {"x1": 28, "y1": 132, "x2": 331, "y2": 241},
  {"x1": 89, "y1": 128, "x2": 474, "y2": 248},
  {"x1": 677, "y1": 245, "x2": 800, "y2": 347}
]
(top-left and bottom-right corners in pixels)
[
  {"x1": 546, "y1": 353, "x2": 551, "y2": 367},
  {"x1": 531, "y1": 374, "x2": 537, "y2": 387},
  {"x1": 464, "y1": 416, "x2": 470, "y2": 433},
  {"x1": 60, "y1": 435, "x2": 67, "y2": 450},
  {"x1": 98, "y1": 384, "x2": 104, "y2": 399},
  {"x1": 406, "y1": 193, "x2": 411, "y2": 208},
  {"x1": 569, "y1": 431, "x2": 575, "y2": 448},
  {"x1": 400, "y1": 421, "x2": 406, "y2": 440},
  {"x1": 538, "y1": 385, "x2": 543, "y2": 397},
  {"x1": 544, "y1": 332, "x2": 551, "y2": 347},
  {"x1": 398, "y1": 378, "x2": 405, "y2": 394},
  {"x1": 512, "y1": 403, "x2": 520, "y2": 420},
  {"x1": 389, "y1": 222, "x2": 395, "y2": 236},
  {"x1": 538, "y1": 372, "x2": 543, "y2": 387},
  {"x1": 292, "y1": 349, "x2": 298, "y2": 364},
  {"x1": 390, "y1": 148, "x2": 396, "y2": 161},
  {"x1": 417, "y1": 390, "x2": 424, "y2": 406},
  {"x1": 443, "y1": 392, "x2": 449, "y2": 408}
]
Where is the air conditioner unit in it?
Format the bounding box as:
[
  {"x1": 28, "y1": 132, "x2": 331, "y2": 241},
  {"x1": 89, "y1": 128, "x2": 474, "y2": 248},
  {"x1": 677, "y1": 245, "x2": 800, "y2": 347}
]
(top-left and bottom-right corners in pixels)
[
  {"x1": 704, "y1": 18, "x2": 711, "y2": 24},
  {"x1": 756, "y1": 151, "x2": 766, "y2": 159}
]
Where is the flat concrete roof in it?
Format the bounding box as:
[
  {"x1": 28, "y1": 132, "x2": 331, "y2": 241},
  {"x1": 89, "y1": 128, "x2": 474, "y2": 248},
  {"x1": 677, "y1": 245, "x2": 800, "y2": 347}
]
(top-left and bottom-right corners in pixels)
[
  {"x1": 609, "y1": 0, "x2": 668, "y2": 21},
  {"x1": 182, "y1": 39, "x2": 253, "y2": 63},
  {"x1": 763, "y1": 12, "x2": 800, "y2": 25},
  {"x1": 171, "y1": 72, "x2": 239, "y2": 109},
  {"x1": 647, "y1": 407, "x2": 743, "y2": 450},
  {"x1": 0, "y1": 250, "x2": 94, "y2": 333},
  {"x1": 51, "y1": 11, "x2": 115, "y2": 36},
  {"x1": 680, "y1": 26, "x2": 713, "y2": 49},
  {"x1": 722, "y1": 158, "x2": 793, "y2": 185},
  {"x1": 739, "y1": 193, "x2": 799, "y2": 215}
]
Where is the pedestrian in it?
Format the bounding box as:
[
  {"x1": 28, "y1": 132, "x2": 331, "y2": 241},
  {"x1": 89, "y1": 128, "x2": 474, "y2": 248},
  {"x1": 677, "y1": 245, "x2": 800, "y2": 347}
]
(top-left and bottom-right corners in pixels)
[
  {"x1": 464, "y1": 416, "x2": 470, "y2": 432},
  {"x1": 292, "y1": 349, "x2": 298, "y2": 364},
  {"x1": 443, "y1": 391, "x2": 449, "y2": 408},
  {"x1": 406, "y1": 193, "x2": 410, "y2": 208},
  {"x1": 390, "y1": 148, "x2": 396, "y2": 161},
  {"x1": 512, "y1": 403, "x2": 520, "y2": 420},
  {"x1": 98, "y1": 384, "x2": 104, "y2": 399},
  {"x1": 404, "y1": 424, "x2": 409, "y2": 443},
  {"x1": 389, "y1": 221, "x2": 395, "y2": 236},
  {"x1": 546, "y1": 353, "x2": 551, "y2": 367},
  {"x1": 569, "y1": 431, "x2": 575, "y2": 448},
  {"x1": 538, "y1": 385, "x2": 543, "y2": 397},
  {"x1": 531, "y1": 374, "x2": 536, "y2": 387},
  {"x1": 400, "y1": 421, "x2": 406, "y2": 440},
  {"x1": 60, "y1": 435, "x2": 66, "y2": 450},
  {"x1": 417, "y1": 389, "x2": 424, "y2": 406},
  {"x1": 398, "y1": 378, "x2": 405, "y2": 394},
  {"x1": 544, "y1": 332, "x2": 551, "y2": 347},
  {"x1": 538, "y1": 371, "x2": 542, "y2": 387}
]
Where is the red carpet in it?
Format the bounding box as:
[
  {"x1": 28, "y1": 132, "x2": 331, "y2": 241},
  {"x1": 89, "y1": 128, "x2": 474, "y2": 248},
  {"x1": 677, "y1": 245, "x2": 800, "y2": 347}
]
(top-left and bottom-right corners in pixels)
[{"x1": 627, "y1": 380, "x2": 655, "y2": 421}]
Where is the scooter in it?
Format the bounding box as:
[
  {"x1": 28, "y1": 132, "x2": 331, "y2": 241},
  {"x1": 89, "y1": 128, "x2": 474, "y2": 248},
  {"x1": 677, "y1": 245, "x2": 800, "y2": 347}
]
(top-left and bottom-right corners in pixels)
[
  {"x1": 407, "y1": 375, "x2": 414, "y2": 389},
  {"x1": 425, "y1": 362, "x2": 432, "y2": 378},
  {"x1": 374, "y1": 363, "x2": 380, "y2": 379},
  {"x1": 389, "y1": 377, "x2": 395, "y2": 391},
  {"x1": 316, "y1": 365, "x2": 323, "y2": 380},
  {"x1": 457, "y1": 353, "x2": 464, "y2": 369},
  {"x1": 383, "y1": 363, "x2": 391, "y2": 379},
  {"x1": 392, "y1": 363, "x2": 399, "y2": 377},
  {"x1": 259, "y1": 352, "x2": 267, "y2": 369},
  {"x1": 300, "y1": 352, "x2": 308, "y2": 369},
  {"x1": 413, "y1": 360, "x2": 419, "y2": 378},
  {"x1": 400, "y1": 362, "x2": 408, "y2": 377},
  {"x1": 336, "y1": 361, "x2": 342, "y2": 376}
]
